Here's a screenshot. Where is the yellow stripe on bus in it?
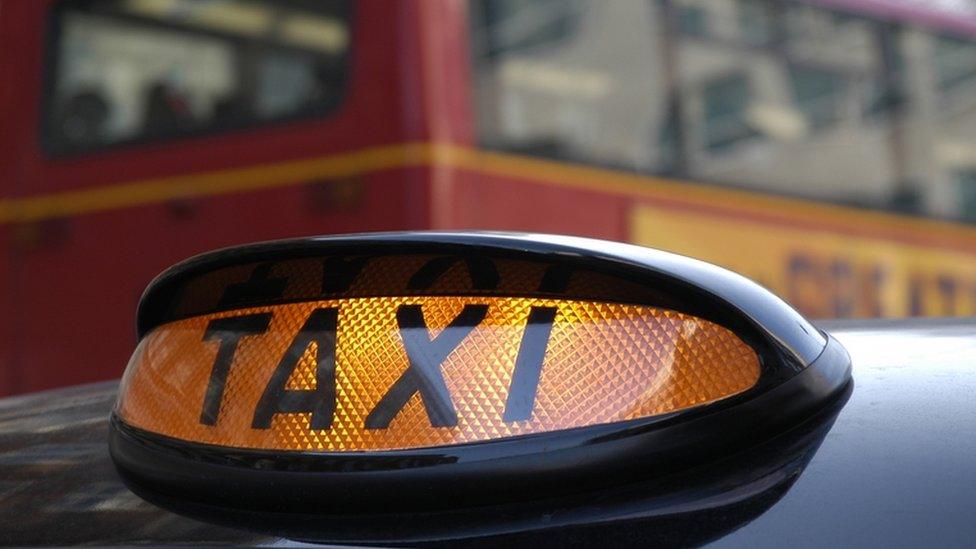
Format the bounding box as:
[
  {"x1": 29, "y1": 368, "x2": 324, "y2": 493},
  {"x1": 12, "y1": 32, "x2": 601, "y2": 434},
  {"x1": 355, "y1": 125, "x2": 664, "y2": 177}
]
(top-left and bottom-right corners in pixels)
[
  {"x1": 0, "y1": 143, "x2": 436, "y2": 224},
  {"x1": 2, "y1": 141, "x2": 976, "y2": 252},
  {"x1": 441, "y1": 146, "x2": 976, "y2": 249}
]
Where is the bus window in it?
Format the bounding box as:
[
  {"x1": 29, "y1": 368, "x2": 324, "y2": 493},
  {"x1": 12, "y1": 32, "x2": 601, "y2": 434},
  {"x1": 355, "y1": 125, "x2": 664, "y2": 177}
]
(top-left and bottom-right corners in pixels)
[
  {"x1": 470, "y1": 0, "x2": 664, "y2": 171},
  {"x1": 43, "y1": 0, "x2": 351, "y2": 155},
  {"x1": 469, "y1": 0, "x2": 976, "y2": 223}
]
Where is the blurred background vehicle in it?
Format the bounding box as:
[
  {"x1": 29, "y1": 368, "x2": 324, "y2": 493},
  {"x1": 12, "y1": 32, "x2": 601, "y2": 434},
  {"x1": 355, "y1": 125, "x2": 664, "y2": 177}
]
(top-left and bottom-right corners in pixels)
[{"x1": 2, "y1": 0, "x2": 976, "y2": 395}]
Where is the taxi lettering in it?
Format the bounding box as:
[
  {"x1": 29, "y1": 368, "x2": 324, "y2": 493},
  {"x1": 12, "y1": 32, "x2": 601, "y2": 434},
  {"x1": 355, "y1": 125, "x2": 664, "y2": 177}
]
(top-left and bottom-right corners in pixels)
[{"x1": 198, "y1": 255, "x2": 563, "y2": 429}]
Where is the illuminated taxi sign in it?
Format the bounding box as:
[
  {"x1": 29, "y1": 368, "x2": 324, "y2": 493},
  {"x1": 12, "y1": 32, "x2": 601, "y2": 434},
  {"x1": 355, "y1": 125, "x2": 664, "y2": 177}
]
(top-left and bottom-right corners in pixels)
[
  {"x1": 109, "y1": 232, "x2": 851, "y2": 525},
  {"x1": 117, "y1": 296, "x2": 759, "y2": 451}
]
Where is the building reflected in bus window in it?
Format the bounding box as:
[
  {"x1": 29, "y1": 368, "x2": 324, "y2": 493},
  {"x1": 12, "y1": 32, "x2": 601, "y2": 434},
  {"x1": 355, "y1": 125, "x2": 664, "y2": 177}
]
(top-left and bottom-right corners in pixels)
[
  {"x1": 934, "y1": 34, "x2": 976, "y2": 91},
  {"x1": 470, "y1": 0, "x2": 976, "y2": 224},
  {"x1": 702, "y1": 73, "x2": 756, "y2": 152},
  {"x1": 44, "y1": 0, "x2": 350, "y2": 155}
]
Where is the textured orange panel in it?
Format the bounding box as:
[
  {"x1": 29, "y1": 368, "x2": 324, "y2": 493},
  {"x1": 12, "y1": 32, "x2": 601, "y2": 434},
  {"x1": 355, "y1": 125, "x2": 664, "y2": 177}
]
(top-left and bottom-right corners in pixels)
[{"x1": 117, "y1": 297, "x2": 759, "y2": 451}]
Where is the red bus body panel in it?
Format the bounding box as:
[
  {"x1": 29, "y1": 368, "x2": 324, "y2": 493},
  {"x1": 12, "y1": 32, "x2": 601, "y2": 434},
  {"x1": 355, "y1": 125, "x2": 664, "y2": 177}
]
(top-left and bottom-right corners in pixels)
[{"x1": 5, "y1": 0, "x2": 976, "y2": 395}]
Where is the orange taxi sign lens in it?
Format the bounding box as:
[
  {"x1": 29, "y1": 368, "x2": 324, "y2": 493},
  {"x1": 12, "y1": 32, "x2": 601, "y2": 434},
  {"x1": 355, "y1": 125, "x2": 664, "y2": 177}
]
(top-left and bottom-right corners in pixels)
[{"x1": 116, "y1": 297, "x2": 760, "y2": 452}]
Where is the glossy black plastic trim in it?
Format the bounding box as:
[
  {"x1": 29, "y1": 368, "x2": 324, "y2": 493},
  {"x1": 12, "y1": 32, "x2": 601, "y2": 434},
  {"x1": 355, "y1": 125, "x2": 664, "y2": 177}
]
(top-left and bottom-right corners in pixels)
[
  {"x1": 109, "y1": 335, "x2": 850, "y2": 513},
  {"x1": 137, "y1": 232, "x2": 826, "y2": 364},
  {"x1": 113, "y1": 380, "x2": 850, "y2": 545}
]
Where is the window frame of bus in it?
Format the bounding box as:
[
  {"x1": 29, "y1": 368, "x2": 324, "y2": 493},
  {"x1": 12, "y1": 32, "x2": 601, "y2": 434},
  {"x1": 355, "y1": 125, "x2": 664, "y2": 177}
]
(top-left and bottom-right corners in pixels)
[{"x1": 40, "y1": 0, "x2": 353, "y2": 157}]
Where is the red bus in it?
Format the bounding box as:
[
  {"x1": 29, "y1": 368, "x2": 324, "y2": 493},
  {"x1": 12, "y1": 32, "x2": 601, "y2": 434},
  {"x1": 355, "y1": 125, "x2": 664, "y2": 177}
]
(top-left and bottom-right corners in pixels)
[{"x1": 4, "y1": 0, "x2": 976, "y2": 395}]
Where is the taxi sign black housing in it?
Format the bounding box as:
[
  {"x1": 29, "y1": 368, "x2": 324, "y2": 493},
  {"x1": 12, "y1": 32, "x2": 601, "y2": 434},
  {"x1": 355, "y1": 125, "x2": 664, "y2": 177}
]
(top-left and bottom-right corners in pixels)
[{"x1": 109, "y1": 231, "x2": 851, "y2": 539}]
